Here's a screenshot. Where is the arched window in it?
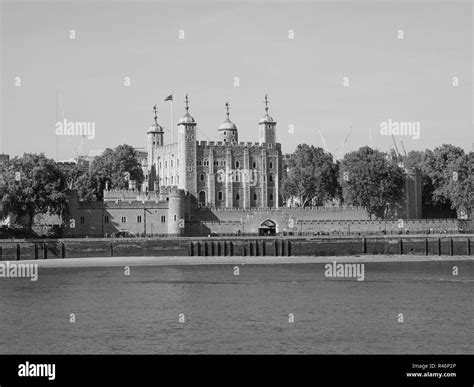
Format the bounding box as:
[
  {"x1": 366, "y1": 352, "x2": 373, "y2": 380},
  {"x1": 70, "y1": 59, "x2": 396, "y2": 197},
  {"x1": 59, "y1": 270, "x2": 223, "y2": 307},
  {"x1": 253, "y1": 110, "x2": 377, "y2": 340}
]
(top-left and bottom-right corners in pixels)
[
  {"x1": 218, "y1": 191, "x2": 223, "y2": 201},
  {"x1": 253, "y1": 193, "x2": 257, "y2": 201},
  {"x1": 269, "y1": 161, "x2": 273, "y2": 169},
  {"x1": 171, "y1": 160, "x2": 174, "y2": 168},
  {"x1": 252, "y1": 161, "x2": 256, "y2": 168},
  {"x1": 235, "y1": 161, "x2": 240, "y2": 168},
  {"x1": 235, "y1": 172, "x2": 240, "y2": 182},
  {"x1": 200, "y1": 173, "x2": 205, "y2": 181},
  {"x1": 269, "y1": 193, "x2": 273, "y2": 201},
  {"x1": 269, "y1": 174, "x2": 273, "y2": 182},
  {"x1": 236, "y1": 194, "x2": 240, "y2": 201},
  {"x1": 177, "y1": 159, "x2": 179, "y2": 166},
  {"x1": 171, "y1": 176, "x2": 174, "y2": 184}
]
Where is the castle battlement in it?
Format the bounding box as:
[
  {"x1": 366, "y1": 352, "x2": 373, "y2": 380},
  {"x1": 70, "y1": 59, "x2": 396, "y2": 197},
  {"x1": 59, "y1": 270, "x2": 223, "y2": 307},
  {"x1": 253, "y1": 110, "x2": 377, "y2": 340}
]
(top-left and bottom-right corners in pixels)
[
  {"x1": 196, "y1": 140, "x2": 281, "y2": 150},
  {"x1": 104, "y1": 189, "x2": 161, "y2": 202}
]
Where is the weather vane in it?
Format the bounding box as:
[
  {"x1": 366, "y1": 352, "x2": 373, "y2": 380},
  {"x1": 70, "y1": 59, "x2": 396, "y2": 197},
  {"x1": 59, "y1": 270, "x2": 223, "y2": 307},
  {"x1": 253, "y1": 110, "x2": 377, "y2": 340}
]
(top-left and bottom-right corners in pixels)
[
  {"x1": 264, "y1": 94, "x2": 269, "y2": 113},
  {"x1": 185, "y1": 94, "x2": 189, "y2": 112},
  {"x1": 225, "y1": 101, "x2": 230, "y2": 118},
  {"x1": 153, "y1": 105, "x2": 158, "y2": 123}
]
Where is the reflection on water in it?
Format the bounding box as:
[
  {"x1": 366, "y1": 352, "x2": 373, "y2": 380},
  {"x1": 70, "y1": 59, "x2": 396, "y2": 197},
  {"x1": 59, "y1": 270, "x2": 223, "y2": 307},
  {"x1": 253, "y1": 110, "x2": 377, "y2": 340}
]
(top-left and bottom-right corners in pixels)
[{"x1": 0, "y1": 260, "x2": 473, "y2": 354}]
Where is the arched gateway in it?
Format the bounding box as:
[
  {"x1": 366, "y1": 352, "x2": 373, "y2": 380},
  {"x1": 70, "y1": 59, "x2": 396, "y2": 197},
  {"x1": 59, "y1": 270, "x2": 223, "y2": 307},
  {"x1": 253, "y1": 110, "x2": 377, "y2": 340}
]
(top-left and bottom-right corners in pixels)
[{"x1": 259, "y1": 219, "x2": 276, "y2": 236}]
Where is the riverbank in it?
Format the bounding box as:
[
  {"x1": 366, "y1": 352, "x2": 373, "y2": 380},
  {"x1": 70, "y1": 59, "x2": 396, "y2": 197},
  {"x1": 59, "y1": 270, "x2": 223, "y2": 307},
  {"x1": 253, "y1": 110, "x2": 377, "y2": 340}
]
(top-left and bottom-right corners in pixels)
[{"x1": 9, "y1": 254, "x2": 474, "y2": 268}]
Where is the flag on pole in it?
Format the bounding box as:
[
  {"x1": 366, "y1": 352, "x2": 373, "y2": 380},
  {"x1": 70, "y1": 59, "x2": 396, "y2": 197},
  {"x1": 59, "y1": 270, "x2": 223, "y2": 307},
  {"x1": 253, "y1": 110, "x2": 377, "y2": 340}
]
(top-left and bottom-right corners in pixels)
[{"x1": 164, "y1": 95, "x2": 173, "y2": 101}]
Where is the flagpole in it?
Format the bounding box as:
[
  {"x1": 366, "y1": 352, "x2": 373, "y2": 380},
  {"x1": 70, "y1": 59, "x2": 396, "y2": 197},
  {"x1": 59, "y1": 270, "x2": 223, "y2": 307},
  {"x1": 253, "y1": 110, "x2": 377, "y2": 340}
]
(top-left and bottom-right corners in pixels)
[{"x1": 171, "y1": 93, "x2": 174, "y2": 144}]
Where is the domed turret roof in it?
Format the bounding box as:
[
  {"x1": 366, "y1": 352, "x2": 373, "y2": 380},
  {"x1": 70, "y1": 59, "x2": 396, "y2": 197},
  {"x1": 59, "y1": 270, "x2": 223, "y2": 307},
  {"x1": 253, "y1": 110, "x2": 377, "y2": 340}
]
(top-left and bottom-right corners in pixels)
[
  {"x1": 178, "y1": 94, "x2": 196, "y2": 125},
  {"x1": 259, "y1": 113, "x2": 275, "y2": 124},
  {"x1": 219, "y1": 117, "x2": 237, "y2": 131},
  {"x1": 148, "y1": 122, "x2": 164, "y2": 132},
  {"x1": 178, "y1": 112, "x2": 196, "y2": 125},
  {"x1": 148, "y1": 104, "x2": 164, "y2": 132},
  {"x1": 219, "y1": 101, "x2": 237, "y2": 131}
]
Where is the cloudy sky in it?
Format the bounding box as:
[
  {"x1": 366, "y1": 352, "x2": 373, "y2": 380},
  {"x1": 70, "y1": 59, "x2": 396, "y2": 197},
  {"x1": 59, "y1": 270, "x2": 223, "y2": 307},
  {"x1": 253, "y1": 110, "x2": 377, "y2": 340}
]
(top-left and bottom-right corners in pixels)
[{"x1": 1, "y1": 0, "x2": 472, "y2": 160}]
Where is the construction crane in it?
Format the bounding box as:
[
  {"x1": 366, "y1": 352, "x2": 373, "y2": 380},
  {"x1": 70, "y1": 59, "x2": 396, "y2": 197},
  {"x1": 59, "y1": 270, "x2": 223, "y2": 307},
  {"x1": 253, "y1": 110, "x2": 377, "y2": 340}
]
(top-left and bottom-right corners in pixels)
[
  {"x1": 56, "y1": 90, "x2": 86, "y2": 161},
  {"x1": 318, "y1": 130, "x2": 329, "y2": 153}
]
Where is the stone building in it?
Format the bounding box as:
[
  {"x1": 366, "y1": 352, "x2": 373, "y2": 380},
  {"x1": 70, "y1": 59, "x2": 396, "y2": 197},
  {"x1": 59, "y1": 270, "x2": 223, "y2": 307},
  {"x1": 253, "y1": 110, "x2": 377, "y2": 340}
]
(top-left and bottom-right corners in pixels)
[{"x1": 145, "y1": 95, "x2": 282, "y2": 209}]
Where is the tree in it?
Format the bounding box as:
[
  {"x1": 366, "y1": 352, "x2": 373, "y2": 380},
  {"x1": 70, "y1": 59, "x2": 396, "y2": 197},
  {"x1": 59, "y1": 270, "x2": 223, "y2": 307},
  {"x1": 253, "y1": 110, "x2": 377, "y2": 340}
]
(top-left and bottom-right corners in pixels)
[
  {"x1": 440, "y1": 151, "x2": 473, "y2": 218},
  {"x1": 339, "y1": 146, "x2": 405, "y2": 219},
  {"x1": 76, "y1": 144, "x2": 144, "y2": 201},
  {"x1": 281, "y1": 144, "x2": 339, "y2": 207},
  {"x1": 0, "y1": 153, "x2": 69, "y2": 231}
]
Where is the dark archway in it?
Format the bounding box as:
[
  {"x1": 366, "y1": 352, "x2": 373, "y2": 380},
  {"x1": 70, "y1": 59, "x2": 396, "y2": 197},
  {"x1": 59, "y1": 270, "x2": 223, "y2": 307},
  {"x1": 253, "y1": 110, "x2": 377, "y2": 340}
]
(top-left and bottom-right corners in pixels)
[
  {"x1": 198, "y1": 191, "x2": 206, "y2": 206},
  {"x1": 259, "y1": 219, "x2": 276, "y2": 236}
]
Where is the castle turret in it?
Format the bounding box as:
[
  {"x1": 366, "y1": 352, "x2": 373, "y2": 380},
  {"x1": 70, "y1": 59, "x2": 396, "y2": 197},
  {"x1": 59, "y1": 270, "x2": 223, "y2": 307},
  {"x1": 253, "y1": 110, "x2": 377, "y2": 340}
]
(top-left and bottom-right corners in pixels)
[
  {"x1": 258, "y1": 94, "x2": 276, "y2": 144},
  {"x1": 218, "y1": 102, "x2": 238, "y2": 143},
  {"x1": 167, "y1": 187, "x2": 186, "y2": 235},
  {"x1": 147, "y1": 105, "x2": 164, "y2": 191},
  {"x1": 177, "y1": 94, "x2": 197, "y2": 196}
]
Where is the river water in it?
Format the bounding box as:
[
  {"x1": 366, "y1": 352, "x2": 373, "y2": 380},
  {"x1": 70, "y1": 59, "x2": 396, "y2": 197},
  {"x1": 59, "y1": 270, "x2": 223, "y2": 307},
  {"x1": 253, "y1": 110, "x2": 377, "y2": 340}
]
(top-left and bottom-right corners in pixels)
[{"x1": 0, "y1": 260, "x2": 473, "y2": 354}]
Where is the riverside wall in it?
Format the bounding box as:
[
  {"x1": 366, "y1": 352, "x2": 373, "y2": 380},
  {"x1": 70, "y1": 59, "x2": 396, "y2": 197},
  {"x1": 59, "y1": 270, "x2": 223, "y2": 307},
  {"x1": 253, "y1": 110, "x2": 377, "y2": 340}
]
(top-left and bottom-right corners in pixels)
[{"x1": 0, "y1": 235, "x2": 473, "y2": 260}]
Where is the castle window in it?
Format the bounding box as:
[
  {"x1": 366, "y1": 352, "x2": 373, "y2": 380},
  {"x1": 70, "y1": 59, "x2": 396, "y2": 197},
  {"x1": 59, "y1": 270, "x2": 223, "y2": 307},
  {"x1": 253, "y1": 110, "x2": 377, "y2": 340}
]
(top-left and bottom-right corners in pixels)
[
  {"x1": 121, "y1": 216, "x2": 127, "y2": 223},
  {"x1": 177, "y1": 159, "x2": 179, "y2": 166},
  {"x1": 165, "y1": 177, "x2": 168, "y2": 185},
  {"x1": 80, "y1": 216, "x2": 85, "y2": 224},
  {"x1": 253, "y1": 193, "x2": 257, "y2": 201},
  {"x1": 269, "y1": 194, "x2": 273, "y2": 201},
  {"x1": 165, "y1": 161, "x2": 168, "y2": 168},
  {"x1": 174, "y1": 215, "x2": 177, "y2": 221},
  {"x1": 137, "y1": 215, "x2": 142, "y2": 223},
  {"x1": 161, "y1": 215, "x2": 166, "y2": 223},
  {"x1": 252, "y1": 161, "x2": 256, "y2": 168},
  {"x1": 235, "y1": 161, "x2": 240, "y2": 168},
  {"x1": 104, "y1": 215, "x2": 109, "y2": 223},
  {"x1": 269, "y1": 161, "x2": 273, "y2": 169},
  {"x1": 214, "y1": 160, "x2": 218, "y2": 165},
  {"x1": 159, "y1": 162, "x2": 162, "y2": 169},
  {"x1": 177, "y1": 175, "x2": 179, "y2": 184},
  {"x1": 235, "y1": 172, "x2": 240, "y2": 182},
  {"x1": 224, "y1": 132, "x2": 226, "y2": 135},
  {"x1": 171, "y1": 176, "x2": 174, "y2": 185},
  {"x1": 269, "y1": 174, "x2": 273, "y2": 182},
  {"x1": 236, "y1": 194, "x2": 240, "y2": 201},
  {"x1": 200, "y1": 173, "x2": 205, "y2": 181},
  {"x1": 171, "y1": 160, "x2": 173, "y2": 167},
  {"x1": 218, "y1": 191, "x2": 223, "y2": 201}
]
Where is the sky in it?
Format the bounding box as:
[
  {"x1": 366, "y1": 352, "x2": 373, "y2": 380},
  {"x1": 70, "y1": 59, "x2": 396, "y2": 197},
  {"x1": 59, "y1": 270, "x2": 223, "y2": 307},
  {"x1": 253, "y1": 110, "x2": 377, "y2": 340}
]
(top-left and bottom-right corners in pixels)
[{"x1": 1, "y1": 0, "x2": 473, "y2": 160}]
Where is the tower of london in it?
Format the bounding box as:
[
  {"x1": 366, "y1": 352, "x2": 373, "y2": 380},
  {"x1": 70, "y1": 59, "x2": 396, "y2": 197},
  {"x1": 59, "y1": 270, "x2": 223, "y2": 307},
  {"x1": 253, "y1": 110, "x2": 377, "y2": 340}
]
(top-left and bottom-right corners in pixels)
[{"x1": 145, "y1": 95, "x2": 282, "y2": 209}]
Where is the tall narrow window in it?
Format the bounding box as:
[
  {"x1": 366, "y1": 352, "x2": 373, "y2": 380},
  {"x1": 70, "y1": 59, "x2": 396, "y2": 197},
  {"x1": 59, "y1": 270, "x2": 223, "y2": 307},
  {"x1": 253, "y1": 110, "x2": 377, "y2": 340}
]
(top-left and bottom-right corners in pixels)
[{"x1": 218, "y1": 191, "x2": 223, "y2": 201}]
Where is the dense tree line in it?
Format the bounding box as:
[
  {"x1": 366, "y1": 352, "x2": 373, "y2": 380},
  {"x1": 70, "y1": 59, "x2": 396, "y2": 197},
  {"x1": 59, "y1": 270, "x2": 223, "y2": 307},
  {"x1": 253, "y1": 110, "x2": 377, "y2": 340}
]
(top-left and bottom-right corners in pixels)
[
  {"x1": 281, "y1": 143, "x2": 473, "y2": 220},
  {"x1": 0, "y1": 145, "x2": 144, "y2": 231}
]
